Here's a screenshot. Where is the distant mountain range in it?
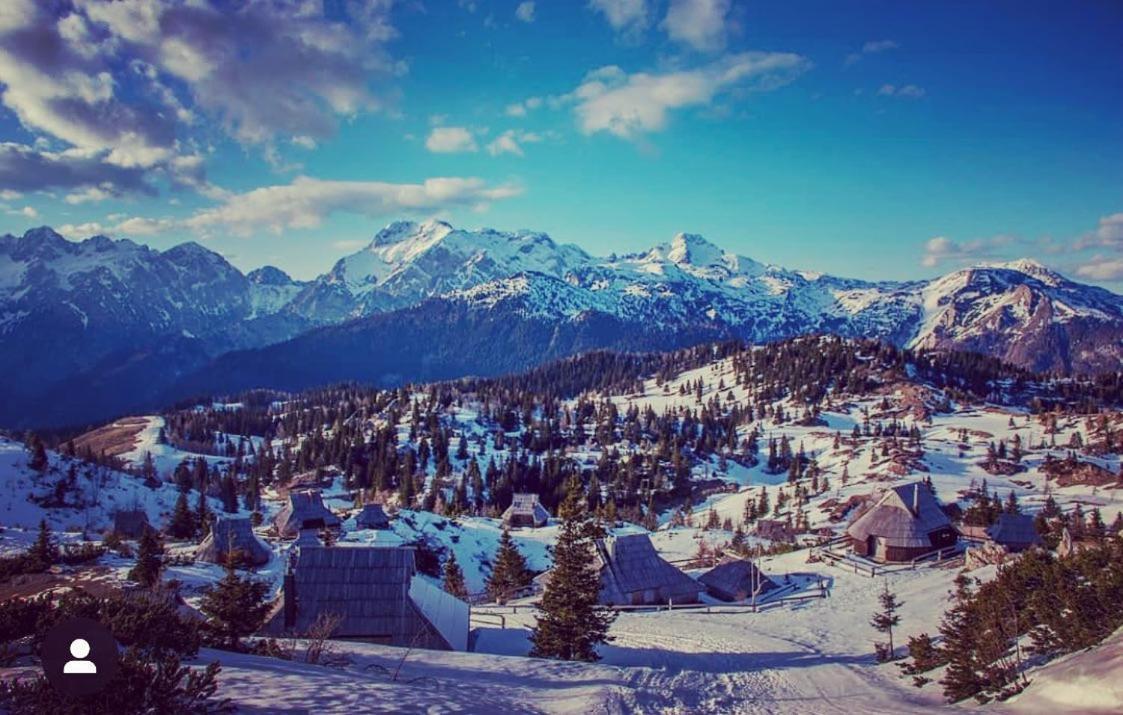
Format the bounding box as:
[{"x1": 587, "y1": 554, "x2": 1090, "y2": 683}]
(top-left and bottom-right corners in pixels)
[{"x1": 3, "y1": 220, "x2": 1122, "y2": 429}]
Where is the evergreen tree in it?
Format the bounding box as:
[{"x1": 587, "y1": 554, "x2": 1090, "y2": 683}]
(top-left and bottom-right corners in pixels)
[
  {"x1": 442, "y1": 551, "x2": 469, "y2": 599},
  {"x1": 27, "y1": 434, "x2": 48, "y2": 473},
  {"x1": 487, "y1": 528, "x2": 531, "y2": 604},
  {"x1": 128, "y1": 526, "x2": 165, "y2": 588},
  {"x1": 168, "y1": 490, "x2": 196, "y2": 540},
  {"x1": 198, "y1": 562, "x2": 270, "y2": 650},
  {"x1": 530, "y1": 480, "x2": 615, "y2": 662},
  {"x1": 871, "y1": 581, "x2": 903, "y2": 661},
  {"x1": 196, "y1": 490, "x2": 212, "y2": 537},
  {"x1": 27, "y1": 519, "x2": 56, "y2": 571}
]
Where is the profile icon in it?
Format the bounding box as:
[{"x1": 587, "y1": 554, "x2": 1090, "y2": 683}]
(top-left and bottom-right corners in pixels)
[
  {"x1": 63, "y1": 638, "x2": 97, "y2": 674},
  {"x1": 42, "y1": 617, "x2": 118, "y2": 696}
]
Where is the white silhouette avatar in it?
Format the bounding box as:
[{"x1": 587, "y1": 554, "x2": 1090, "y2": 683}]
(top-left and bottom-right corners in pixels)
[{"x1": 63, "y1": 638, "x2": 96, "y2": 674}]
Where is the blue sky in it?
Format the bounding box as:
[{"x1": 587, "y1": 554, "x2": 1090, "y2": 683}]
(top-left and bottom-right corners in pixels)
[{"x1": 0, "y1": 0, "x2": 1119, "y2": 284}]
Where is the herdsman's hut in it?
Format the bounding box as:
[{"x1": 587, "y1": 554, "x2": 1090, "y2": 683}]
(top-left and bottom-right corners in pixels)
[
  {"x1": 274, "y1": 490, "x2": 341, "y2": 538},
  {"x1": 846, "y1": 482, "x2": 957, "y2": 563},
  {"x1": 501, "y1": 493, "x2": 550, "y2": 529},
  {"x1": 698, "y1": 557, "x2": 778, "y2": 602},
  {"x1": 262, "y1": 545, "x2": 468, "y2": 651},
  {"x1": 355, "y1": 503, "x2": 391, "y2": 530},
  {"x1": 196, "y1": 516, "x2": 271, "y2": 567},
  {"x1": 984, "y1": 513, "x2": 1042, "y2": 552},
  {"x1": 112, "y1": 509, "x2": 149, "y2": 539},
  {"x1": 593, "y1": 533, "x2": 702, "y2": 606}
]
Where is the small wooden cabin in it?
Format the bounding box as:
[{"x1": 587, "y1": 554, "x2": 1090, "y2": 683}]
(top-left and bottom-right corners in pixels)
[
  {"x1": 501, "y1": 493, "x2": 550, "y2": 529},
  {"x1": 594, "y1": 533, "x2": 702, "y2": 606},
  {"x1": 112, "y1": 509, "x2": 149, "y2": 539},
  {"x1": 196, "y1": 516, "x2": 271, "y2": 567},
  {"x1": 262, "y1": 545, "x2": 468, "y2": 651},
  {"x1": 846, "y1": 482, "x2": 957, "y2": 563},
  {"x1": 698, "y1": 557, "x2": 778, "y2": 602},
  {"x1": 274, "y1": 489, "x2": 341, "y2": 538},
  {"x1": 355, "y1": 503, "x2": 391, "y2": 530}
]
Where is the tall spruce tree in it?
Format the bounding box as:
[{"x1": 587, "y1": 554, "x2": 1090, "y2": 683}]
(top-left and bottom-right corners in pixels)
[
  {"x1": 487, "y1": 528, "x2": 531, "y2": 604},
  {"x1": 128, "y1": 526, "x2": 164, "y2": 588},
  {"x1": 199, "y1": 561, "x2": 271, "y2": 650},
  {"x1": 168, "y1": 490, "x2": 196, "y2": 540},
  {"x1": 529, "y1": 480, "x2": 615, "y2": 662},
  {"x1": 27, "y1": 519, "x2": 56, "y2": 571},
  {"x1": 442, "y1": 551, "x2": 469, "y2": 599}
]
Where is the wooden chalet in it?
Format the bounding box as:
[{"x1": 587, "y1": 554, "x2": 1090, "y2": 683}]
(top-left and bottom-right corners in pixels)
[
  {"x1": 263, "y1": 545, "x2": 468, "y2": 651},
  {"x1": 698, "y1": 557, "x2": 778, "y2": 602},
  {"x1": 846, "y1": 482, "x2": 957, "y2": 563},
  {"x1": 274, "y1": 489, "x2": 342, "y2": 538},
  {"x1": 112, "y1": 509, "x2": 149, "y2": 539},
  {"x1": 501, "y1": 493, "x2": 550, "y2": 529},
  {"x1": 195, "y1": 516, "x2": 272, "y2": 567},
  {"x1": 594, "y1": 533, "x2": 702, "y2": 606}
]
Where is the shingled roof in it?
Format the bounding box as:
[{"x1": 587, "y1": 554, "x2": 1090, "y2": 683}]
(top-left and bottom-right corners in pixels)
[
  {"x1": 846, "y1": 482, "x2": 952, "y2": 549},
  {"x1": 698, "y1": 557, "x2": 778, "y2": 602},
  {"x1": 595, "y1": 533, "x2": 702, "y2": 605},
  {"x1": 196, "y1": 516, "x2": 272, "y2": 566},
  {"x1": 274, "y1": 489, "x2": 341, "y2": 538},
  {"x1": 501, "y1": 493, "x2": 550, "y2": 529},
  {"x1": 987, "y1": 513, "x2": 1042, "y2": 549},
  {"x1": 355, "y1": 503, "x2": 391, "y2": 530},
  {"x1": 264, "y1": 546, "x2": 468, "y2": 650}
]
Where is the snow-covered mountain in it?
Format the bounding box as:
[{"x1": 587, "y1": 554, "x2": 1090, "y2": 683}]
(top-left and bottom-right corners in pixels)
[{"x1": 3, "y1": 221, "x2": 1122, "y2": 428}]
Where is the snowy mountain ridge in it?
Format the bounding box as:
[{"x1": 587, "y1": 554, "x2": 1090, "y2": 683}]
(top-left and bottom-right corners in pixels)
[{"x1": 3, "y1": 220, "x2": 1123, "y2": 428}]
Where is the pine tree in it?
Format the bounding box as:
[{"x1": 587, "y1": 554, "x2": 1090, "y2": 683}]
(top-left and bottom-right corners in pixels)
[
  {"x1": 199, "y1": 562, "x2": 271, "y2": 650},
  {"x1": 871, "y1": 581, "x2": 903, "y2": 661},
  {"x1": 27, "y1": 519, "x2": 56, "y2": 571},
  {"x1": 168, "y1": 490, "x2": 196, "y2": 540},
  {"x1": 487, "y1": 528, "x2": 531, "y2": 604},
  {"x1": 196, "y1": 489, "x2": 212, "y2": 537},
  {"x1": 27, "y1": 435, "x2": 48, "y2": 473},
  {"x1": 530, "y1": 480, "x2": 615, "y2": 662},
  {"x1": 128, "y1": 526, "x2": 164, "y2": 588},
  {"x1": 442, "y1": 552, "x2": 469, "y2": 599}
]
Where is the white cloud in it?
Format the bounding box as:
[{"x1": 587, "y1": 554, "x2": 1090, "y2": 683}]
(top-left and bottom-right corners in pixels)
[
  {"x1": 184, "y1": 176, "x2": 522, "y2": 235},
  {"x1": 921, "y1": 234, "x2": 1016, "y2": 268},
  {"x1": 425, "y1": 126, "x2": 479, "y2": 153},
  {"x1": 1075, "y1": 212, "x2": 1123, "y2": 250},
  {"x1": 662, "y1": 0, "x2": 732, "y2": 53},
  {"x1": 878, "y1": 83, "x2": 926, "y2": 99},
  {"x1": 564, "y1": 52, "x2": 811, "y2": 139},
  {"x1": 65, "y1": 185, "x2": 114, "y2": 204},
  {"x1": 1074, "y1": 255, "x2": 1123, "y2": 281},
  {"x1": 0, "y1": 1, "x2": 401, "y2": 199},
  {"x1": 505, "y1": 97, "x2": 542, "y2": 118},
  {"x1": 332, "y1": 239, "x2": 368, "y2": 251},
  {"x1": 486, "y1": 130, "x2": 543, "y2": 157},
  {"x1": 589, "y1": 0, "x2": 650, "y2": 36},
  {"x1": 5, "y1": 204, "x2": 37, "y2": 219},
  {"x1": 516, "y1": 2, "x2": 536, "y2": 23},
  {"x1": 845, "y1": 39, "x2": 898, "y2": 66}
]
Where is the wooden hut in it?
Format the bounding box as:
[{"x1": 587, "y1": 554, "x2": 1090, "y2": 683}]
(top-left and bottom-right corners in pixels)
[
  {"x1": 594, "y1": 533, "x2": 702, "y2": 606},
  {"x1": 355, "y1": 503, "x2": 391, "y2": 530},
  {"x1": 274, "y1": 489, "x2": 341, "y2": 538},
  {"x1": 698, "y1": 557, "x2": 778, "y2": 602},
  {"x1": 262, "y1": 546, "x2": 468, "y2": 651},
  {"x1": 754, "y1": 519, "x2": 794, "y2": 544},
  {"x1": 195, "y1": 516, "x2": 271, "y2": 567},
  {"x1": 984, "y1": 513, "x2": 1042, "y2": 552},
  {"x1": 846, "y1": 482, "x2": 957, "y2": 563},
  {"x1": 501, "y1": 493, "x2": 550, "y2": 529},
  {"x1": 112, "y1": 509, "x2": 149, "y2": 539}
]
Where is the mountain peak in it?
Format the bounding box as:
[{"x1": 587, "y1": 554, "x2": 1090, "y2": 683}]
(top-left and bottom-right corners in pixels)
[
  {"x1": 667, "y1": 233, "x2": 724, "y2": 266},
  {"x1": 370, "y1": 219, "x2": 453, "y2": 247},
  {"x1": 248, "y1": 265, "x2": 295, "y2": 286}
]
